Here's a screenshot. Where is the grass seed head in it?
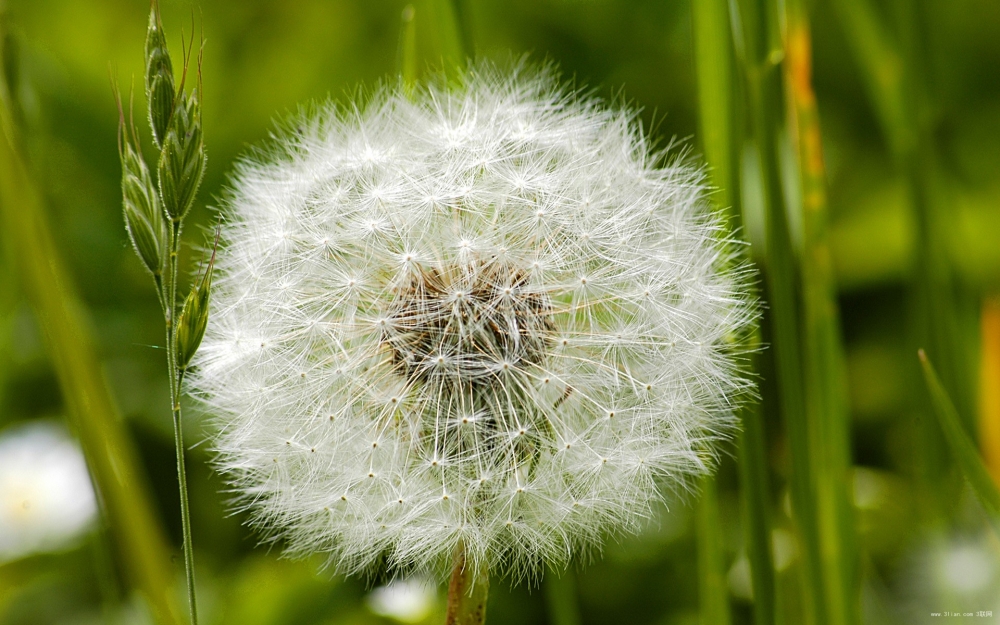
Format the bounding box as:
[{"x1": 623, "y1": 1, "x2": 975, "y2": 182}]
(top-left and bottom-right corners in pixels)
[{"x1": 144, "y1": 1, "x2": 174, "y2": 147}]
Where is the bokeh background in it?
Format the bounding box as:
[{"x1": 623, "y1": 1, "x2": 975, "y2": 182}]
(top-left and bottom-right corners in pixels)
[{"x1": 1, "y1": 0, "x2": 999, "y2": 624}]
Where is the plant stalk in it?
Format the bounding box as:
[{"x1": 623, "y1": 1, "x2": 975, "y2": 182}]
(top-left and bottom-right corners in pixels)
[
  {"x1": 784, "y1": 0, "x2": 858, "y2": 622},
  {"x1": 696, "y1": 475, "x2": 732, "y2": 625},
  {"x1": 0, "y1": 18, "x2": 183, "y2": 622},
  {"x1": 545, "y1": 568, "x2": 582, "y2": 625},
  {"x1": 445, "y1": 543, "x2": 489, "y2": 625},
  {"x1": 691, "y1": 0, "x2": 775, "y2": 620},
  {"x1": 163, "y1": 218, "x2": 198, "y2": 625},
  {"x1": 736, "y1": 0, "x2": 828, "y2": 621}
]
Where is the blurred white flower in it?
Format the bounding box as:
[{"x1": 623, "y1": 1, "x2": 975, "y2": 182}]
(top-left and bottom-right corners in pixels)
[
  {"x1": 0, "y1": 421, "x2": 97, "y2": 561},
  {"x1": 900, "y1": 528, "x2": 1000, "y2": 621},
  {"x1": 366, "y1": 577, "x2": 437, "y2": 623},
  {"x1": 192, "y1": 64, "x2": 755, "y2": 579},
  {"x1": 939, "y1": 543, "x2": 994, "y2": 594}
]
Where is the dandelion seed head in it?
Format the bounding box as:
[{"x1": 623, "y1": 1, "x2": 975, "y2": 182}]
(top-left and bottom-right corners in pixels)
[{"x1": 191, "y1": 63, "x2": 756, "y2": 580}]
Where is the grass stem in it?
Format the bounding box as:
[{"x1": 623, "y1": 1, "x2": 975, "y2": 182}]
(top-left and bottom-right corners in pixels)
[
  {"x1": 696, "y1": 475, "x2": 731, "y2": 625},
  {"x1": 735, "y1": 0, "x2": 828, "y2": 621},
  {"x1": 691, "y1": 1, "x2": 775, "y2": 621},
  {"x1": 737, "y1": 400, "x2": 777, "y2": 625},
  {"x1": 783, "y1": 1, "x2": 858, "y2": 622},
  {"x1": 0, "y1": 17, "x2": 182, "y2": 624},
  {"x1": 164, "y1": 214, "x2": 197, "y2": 625}
]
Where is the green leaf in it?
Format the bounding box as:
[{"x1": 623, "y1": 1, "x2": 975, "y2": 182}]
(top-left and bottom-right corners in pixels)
[{"x1": 918, "y1": 349, "x2": 1000, "y2": 533}]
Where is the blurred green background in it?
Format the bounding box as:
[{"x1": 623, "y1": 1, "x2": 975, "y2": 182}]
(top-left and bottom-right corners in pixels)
[{"x1": 1, "y1": 0, "x2": 999, "y2": 624}]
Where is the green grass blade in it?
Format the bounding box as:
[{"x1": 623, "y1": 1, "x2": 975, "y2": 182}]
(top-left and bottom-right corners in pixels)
[
  {"x1": 783, "y1": 1, "x2": 858, "y2": 622},
  {"x1": 545, "y1": 569, "x2": 582, "y2": 625},
  {"x1": 835, "y1": 0, "x2": 968, "y2": 504},
  {"x1": 696, "y1": 474, "x2": 732, "y2": 625},
  {"x1": 737, "y1": 397, "x2": 777, "y2": 625},
  {"x1": 692, "y1": 0, "x2": 740, "y2": 224},
  {"x1": 735, "y1": 0, "x2": 828, "y2": 621},
  {"x1": 0, "y1": 18, "x2": 183, "y2": 625},
  {"x1": 425, "y1": 0, "x2": 467, "y2": 73},
  {"x1": 692, "y1": 1, "x2": 772, "y2": 623},
  {"x1": 919, "y1": 349, "x2": 1000, "y2": 534}
]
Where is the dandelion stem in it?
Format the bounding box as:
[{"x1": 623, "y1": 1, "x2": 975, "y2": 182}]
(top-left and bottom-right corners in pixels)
[
  {"x1": 445, "y1": 542, "x2": 488, "y2": 625},
  {"x1": 545, "y1": 568, "x2": 581, "y2": 625}
]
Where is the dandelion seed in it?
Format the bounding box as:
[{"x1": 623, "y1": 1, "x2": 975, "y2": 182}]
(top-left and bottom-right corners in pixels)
[{"x1": 191, "y1": 64, "x2": 755, "y2": 581}]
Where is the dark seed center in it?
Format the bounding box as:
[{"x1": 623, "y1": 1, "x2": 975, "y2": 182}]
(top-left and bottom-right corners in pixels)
[{"x1": 381, "y1": 258, "x2": 555, "y2": 383}]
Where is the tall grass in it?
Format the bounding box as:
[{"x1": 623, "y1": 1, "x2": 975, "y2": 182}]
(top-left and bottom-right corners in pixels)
[
  {"x1": 834, "y1": 0, "x2": 967, "y2": 508},
  {"x1": 691, "y1": 0, "x2": 774, "y2": 623},
  {"x1": 734, "y1": 0, "x2": 829, "y2": 621},
  {"x1": 783, "y1": 0, "x2": 857, "y2": 622},
  {"x1": 694, "y1": 0, "x2": 859, "y2": 622},
  {"x1": 0, "y1": 15, "x2": 182, "y2": 625},
  {"x1": 920, "y1": 349, "x2": 1000, "y2": 537}
]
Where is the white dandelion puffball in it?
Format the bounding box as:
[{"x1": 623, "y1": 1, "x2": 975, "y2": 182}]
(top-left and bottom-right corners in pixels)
[{"x1": 192, "y1": 65, "x2": 755, "y2": 578}]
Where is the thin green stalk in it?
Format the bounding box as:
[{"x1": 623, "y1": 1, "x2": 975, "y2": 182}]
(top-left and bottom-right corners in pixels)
[
  {"x1": 834, "y1": 0, "x2": 965, "y2": 504},
  {"x1": 448, "y1": 0, "x2": 472, "y2": 60},
  {"x1": 692, "y1": 0, "x2": 740, "y2": 217},
  {"x1": 738, "y1": 399, "x2": 777, "y2": 625},
  {"x1": 691, "y1": 0, "x2": 774, "y2": 621},
  {"x1": 919, "y1": 349, "x2": 1000, "y2": 537},
  {"x1": 136, "y1": 5, "x2": 208, "y2": 621},
  {"x1": 0, "y1": 16, "x2": 182, "y2": 624},
  {"x1": 783, "y1": 2, "x2": 858, "y2": 623},
  {"x1": 398, "y1": 5, "x2": 418, "y2": 92},
  {"x1": 445, "y1": 543, "x2": 488, "y2": 625},
  {"x1": 546, "y1": 568, "x2": 582, "y2": 625},
  {"x1": 164, "y1": 218, "x2": 198, "y2": 625},
  {"x1": 696, "y1": 475, "x2": 731, "y2": 625},
  {"x1": 735, "y1": 0, "x2": 826, "y2": 622}
]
